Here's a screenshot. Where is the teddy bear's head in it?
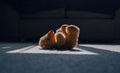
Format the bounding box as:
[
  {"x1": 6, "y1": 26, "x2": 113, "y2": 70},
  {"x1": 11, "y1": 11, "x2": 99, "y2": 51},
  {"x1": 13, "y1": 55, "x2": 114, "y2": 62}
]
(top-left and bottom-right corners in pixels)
[{"x1": 39, "y1": 30, "x2": 56, "y2": 49}]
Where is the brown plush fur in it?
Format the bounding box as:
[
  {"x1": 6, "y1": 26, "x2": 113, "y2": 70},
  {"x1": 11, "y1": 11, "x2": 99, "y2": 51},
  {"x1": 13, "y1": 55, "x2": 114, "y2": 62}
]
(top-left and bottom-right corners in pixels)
[
  {"x1": 39, "y1": 24, "x2": 80, "y2": 50},
  {"x1": 39, "y1": 30, "x2": 56, "y2": 49}
]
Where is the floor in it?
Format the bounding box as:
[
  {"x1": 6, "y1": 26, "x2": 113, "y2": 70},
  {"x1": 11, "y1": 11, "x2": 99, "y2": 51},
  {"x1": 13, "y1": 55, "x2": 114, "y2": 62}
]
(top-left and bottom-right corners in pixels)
[{"x1": 0, "y1": 43, "x2": 120, "y2": 73}]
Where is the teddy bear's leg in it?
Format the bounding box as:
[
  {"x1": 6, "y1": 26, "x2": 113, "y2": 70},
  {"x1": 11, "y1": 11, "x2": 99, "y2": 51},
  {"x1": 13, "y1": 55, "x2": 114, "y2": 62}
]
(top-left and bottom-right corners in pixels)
[{"x1": 65, "y1": 25, "x2": 80, "y2": 49}]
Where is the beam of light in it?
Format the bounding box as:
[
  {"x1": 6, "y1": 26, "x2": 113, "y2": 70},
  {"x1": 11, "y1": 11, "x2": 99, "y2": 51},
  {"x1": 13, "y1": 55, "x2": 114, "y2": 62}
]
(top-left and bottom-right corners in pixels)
[
  {"x1": 79, "y1": 44, "x2": 120, "y2": 53},
  {"x1": 6, "y1": 46, "x2": 35, "y2": 53},
  {"x1": 6, "y1": 46, "x2": 98, "y2": 55}
]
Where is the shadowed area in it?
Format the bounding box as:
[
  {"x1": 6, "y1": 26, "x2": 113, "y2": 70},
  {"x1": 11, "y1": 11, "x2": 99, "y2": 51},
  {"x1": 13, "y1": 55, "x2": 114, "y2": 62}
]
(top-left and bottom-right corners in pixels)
[{"x1": 0, "y1": 43, "x2": 120, "y2": 73}]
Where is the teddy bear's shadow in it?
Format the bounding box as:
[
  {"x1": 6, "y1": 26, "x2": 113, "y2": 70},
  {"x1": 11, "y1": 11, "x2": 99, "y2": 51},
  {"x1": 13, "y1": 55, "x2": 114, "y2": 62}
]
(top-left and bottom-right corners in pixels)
[{"x1": 39, "y1": 48, "x2": 81, "y2": 52}]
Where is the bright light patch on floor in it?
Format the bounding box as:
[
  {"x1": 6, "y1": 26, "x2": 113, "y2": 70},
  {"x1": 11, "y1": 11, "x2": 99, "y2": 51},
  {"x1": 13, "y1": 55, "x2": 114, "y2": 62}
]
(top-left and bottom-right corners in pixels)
[
  {"x1": 6, "y1": 46, "x2": 98, "y2": 55},
  {"x1": 80, "y1": 44, "x2": 120, "y2": 53}
]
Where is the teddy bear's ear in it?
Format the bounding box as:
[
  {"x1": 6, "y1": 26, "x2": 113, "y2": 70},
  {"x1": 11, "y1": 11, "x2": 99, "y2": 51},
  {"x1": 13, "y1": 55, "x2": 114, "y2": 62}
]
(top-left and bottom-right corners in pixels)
[{"x1": 47, "y1": 30, "x2": 55, "y2": 37}]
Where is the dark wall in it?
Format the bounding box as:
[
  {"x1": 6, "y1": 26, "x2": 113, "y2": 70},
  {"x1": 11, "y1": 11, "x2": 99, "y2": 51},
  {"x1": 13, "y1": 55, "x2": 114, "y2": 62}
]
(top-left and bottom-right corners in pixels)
[
  {"x1": 0, "y1": 1, "x2": 19, "y2": 41},
  {"x1": 6, "y1": 0, "x2": 120, "y2": 14},
  {"x1": 114, "y1": 8, "x2": 120, "y2": 41},
  {"x1": 0, "y1": 0, "x2": 120, "y2": 43}
]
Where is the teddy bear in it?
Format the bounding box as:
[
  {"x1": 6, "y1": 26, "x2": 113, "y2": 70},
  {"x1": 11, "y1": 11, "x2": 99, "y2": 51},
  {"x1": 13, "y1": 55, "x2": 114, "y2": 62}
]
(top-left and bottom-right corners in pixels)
[{"x1": 39, "y1": 24, "x2": 80, "y2": 50}]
